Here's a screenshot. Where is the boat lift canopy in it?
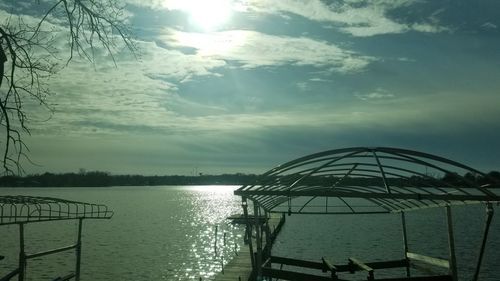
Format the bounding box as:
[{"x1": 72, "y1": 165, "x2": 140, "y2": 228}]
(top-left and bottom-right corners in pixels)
[
  {"x1": 0, "y1": 195, "x2": 113, "y2": 281},
  {"x1": 235, "y1": 147, "x2": 500, "y2": 214},
  {"x1": 0, "y1": 195, "x2": 113, "y2": 225},
  {"x1": 234, "y1": 147, "x2": 499, "y2": 281}
]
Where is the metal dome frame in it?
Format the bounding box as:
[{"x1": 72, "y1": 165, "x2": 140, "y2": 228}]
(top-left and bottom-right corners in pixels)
[
  {"x1": 234, "y1": 147, "x2": 499, "y2": 281},
  {"x1": 235, "y1": 147, "x2": 500, "y2": 214}
]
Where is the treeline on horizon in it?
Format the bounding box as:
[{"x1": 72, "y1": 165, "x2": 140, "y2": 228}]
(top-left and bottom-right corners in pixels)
[
  {"x1": 0, "y1": 171, "x2": 260, "y2": 187},
  {"x1": 0, "y1": 170, "x2": 499, "y2": 188},
  {"x1": 261, "y1": 171, "x2": 500, "y2": 188}
]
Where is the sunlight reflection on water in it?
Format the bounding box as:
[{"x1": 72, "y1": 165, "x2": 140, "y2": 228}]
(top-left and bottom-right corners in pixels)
[{"x1": 0, "y1": 186, "x2": 245, "y2": 281}]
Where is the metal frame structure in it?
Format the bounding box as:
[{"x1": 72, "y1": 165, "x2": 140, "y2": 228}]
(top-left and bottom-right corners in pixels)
[
  {"x1": 234, "y1": 147, "x2": 500, "y2": 281},
  {"x1": 0, "y1": 195, "x2": 113, "y2": 281}
]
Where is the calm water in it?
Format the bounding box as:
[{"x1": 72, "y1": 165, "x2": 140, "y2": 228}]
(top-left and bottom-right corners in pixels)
[
  {"x1": 273, "y1": 205, "x2": 500, "y2": 281},
  {"x1": 1, "y1": 186, "x2": 499, "y2": 280},
  {"x1": 0, "y1": 186, "x2": 244, "y2": 280}
]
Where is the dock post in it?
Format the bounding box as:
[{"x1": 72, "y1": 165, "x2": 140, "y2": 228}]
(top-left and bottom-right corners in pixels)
[
  {"x1": 18, "y1": 223, "x2": 25, "y2": 281},
  {"x1": 242, "y1": 198, "x2": 254, "y2": 268},
  {"x1": 472, "y1": 203, "x2": 494, "y2": 281},
  {"x1": 214, "y1": 225, "x2": 218, "y2": 256},
  {"x1": 401, "y1": 212, "x2": 410, "y2": 277},
  {"x1": 445, "y1": 206, "x2": 458, "y2": 281},
  {"x1": 254, "y1": 202, "x2": 262, "y2": 280},
  {"x1": 264, "y1": 210, "x2": 271, "y2": 257},
  {"x1": 75, "y1": 218, "x2": 83, "y2": 281}
]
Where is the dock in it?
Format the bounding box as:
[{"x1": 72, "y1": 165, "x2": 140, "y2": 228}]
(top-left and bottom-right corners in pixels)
[{"x1": 214, "y1": 212, "x2": 285, "y2": 281}]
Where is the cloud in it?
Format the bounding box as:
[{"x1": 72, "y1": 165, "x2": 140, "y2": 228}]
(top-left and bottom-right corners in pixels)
[
  {"x1": 23, "y1": 89, "x2": 500, "y2": 175},
  {"x1": 122, "y1": 0, "x2": 455, "y2": 40},
  {"x1": 164, "y1": 29, "x2": 374, "y2": 72},
  {"x1": 296, "y1": 82, "x2": 309, "y2": 91},
  {"x1": 481, "y1": 22, "x2": 498, "y2": 30},
  {"x1": 356, "y1": 88, "x2": 395, "y2": 101},
  {"x1": 309, "y1": 78, "x2": 331, "y2": 82},
  {"x1": 124, "y1": 0, "x2": 165, "y2": 9},
  {"x1": 411, "y1": 23, "x2": 449, "y2": 33},
  {"x1": 123, "y1": 0, "x2": 448, "y2": 37},
  {"x1": 239, "y1": 0, "x2": 448, "y2": 37},
  {"x1": 24, "y1": 36, "x2": 229, "y2": 136}
]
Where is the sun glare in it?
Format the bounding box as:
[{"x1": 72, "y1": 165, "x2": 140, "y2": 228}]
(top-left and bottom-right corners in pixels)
[{"x1": 165, "y1": 0, "x2": 232, "y2": 31}]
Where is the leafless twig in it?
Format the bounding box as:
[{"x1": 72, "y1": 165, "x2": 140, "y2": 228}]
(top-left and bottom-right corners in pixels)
[{"x1": 0, "y1": 0, "x2": 136, "y2": 175}]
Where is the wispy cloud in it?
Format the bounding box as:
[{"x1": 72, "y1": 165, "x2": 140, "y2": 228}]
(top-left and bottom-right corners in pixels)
[
  {"x1": 481, "y1": 22, "x2": 498, "y2": 30},
  {"x1": 164, "y1": 29, "x2": 374, "y2": 72},
  {"x1": 127, "y1": 0, "x2": 450, "y2": 37},
  {"x1": 356, "y1": 88, "x2": 395, "y2": 101},
  {"x1": 124, "y1": 0, "x2": 448, "y2": 37},
  {"x1": 238, "y1": 0, "x2": 449, "y2": 36},
  {"x1": 27, "y1": 37, "x2": 229, "y2": 136}
]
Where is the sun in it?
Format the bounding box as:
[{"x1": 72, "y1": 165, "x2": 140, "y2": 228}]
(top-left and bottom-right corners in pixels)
[
  {"x1": 165, "y1": 0, "x2": 233, "y2": 31},
  {"x1": 188, "y1": 0, "x2": 232, "y2": 31}
]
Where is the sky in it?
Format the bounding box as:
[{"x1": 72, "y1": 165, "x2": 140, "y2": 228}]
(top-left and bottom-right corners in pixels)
[{"x1": 2, "y1": 0, "x2": 500, "y2": 175}]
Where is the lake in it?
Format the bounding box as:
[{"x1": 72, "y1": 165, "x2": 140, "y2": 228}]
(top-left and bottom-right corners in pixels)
[
  {"x1": 1, "y1": 186, "x2": 499, "y2": 280},
  {"x1": 0, "y1": 186, "x2": 244, "y2": 280}
]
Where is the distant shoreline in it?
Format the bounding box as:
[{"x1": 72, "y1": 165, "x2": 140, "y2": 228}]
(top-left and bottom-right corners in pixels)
[
  {"x1": 0, "y1": 184, "x2": 242, "y2": 188},
  {"x1": 2, "y1": 170, "x2": 499, "y2": 188},
  {"x1": 0, "y1": 172, "x2": 259, "y2": 188}
]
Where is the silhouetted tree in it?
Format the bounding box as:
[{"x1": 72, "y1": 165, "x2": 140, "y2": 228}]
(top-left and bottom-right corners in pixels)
[
  {"x1": 0, "y1": 0, "x2": 135, "y2": 174},
  {"x1": 487, "y1": 171, "x2": 500, "y2": 180},
  {"x1": 464, "y1": 172, "x2": 478, "y2": 182}
]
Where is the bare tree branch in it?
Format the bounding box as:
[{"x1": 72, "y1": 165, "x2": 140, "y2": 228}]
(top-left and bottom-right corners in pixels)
[{"x1": 0, "y1": 0, "x2": 136, "y2": 175}]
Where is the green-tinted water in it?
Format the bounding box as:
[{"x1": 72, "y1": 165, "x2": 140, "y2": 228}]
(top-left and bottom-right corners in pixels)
[{"x1": 0, "y1": 186, "x2": 243, "y2": 280}]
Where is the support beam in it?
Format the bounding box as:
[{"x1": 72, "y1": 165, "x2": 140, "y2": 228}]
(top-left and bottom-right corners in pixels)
[
  {"x1": 348, "y1": 257, "x2": 374, "y2": 280},
  {"x1": 445, "y1": 206, "x2": 458, "y2": 281},
  {"x1": 263, "y1": 210, "x2": 272, "y2": 259},
  {"x1": 241, "y1": 198, "x2": 254, "y2": 268},
  {"x1": 18, "y1": 224, "x2": 25, "y2": 281},
  {"x1": 262, "y1": 267, "x2": 332, "y2": 281},
  {"x1": 75, "y1": 218, "x2": 83, "y2": 281},
  {"x1": 0, "y1": 268, "x2": 20, "y2": 281},
  {"x1": 472, "y1": 203, "x2": 494, "y2": 281},
  {"x1": 254, "y1": 202, "x2": 262, "y2": 280},
  {"x1": 26, "y1": 244, "x2": 77, "y2": 259},
  {"x1": 372, "y1": 150, "x2": 391, "y2": 194},
  {"x1": 234, "y1": 189, "x2": 499, "y2": 202},
  {"x1": 321, "y1": 257, "x2": 338, "y2": 280},
  {"x1": 406, "y1": 252, "x2": 449, "y2": 268},
  {"x1": 401, "y1": 212, "x2": 410, "y2": 277}
]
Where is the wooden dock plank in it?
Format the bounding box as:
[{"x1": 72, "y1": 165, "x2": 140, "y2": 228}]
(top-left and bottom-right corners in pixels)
[{"x1": 214, "y1": 213, "x2": 285, "y2": 281}]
